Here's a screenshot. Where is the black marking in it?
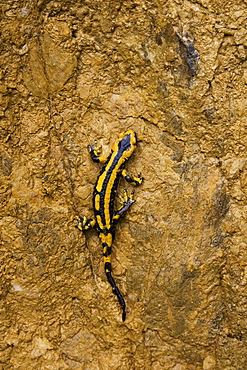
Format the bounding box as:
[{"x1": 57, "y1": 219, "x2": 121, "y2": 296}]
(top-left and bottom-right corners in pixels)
[
  {"x1": 105, "y1": 262, "x2": 126, "y2": 322},
  {"x1": 102, "y1": 243, "x2": 112, "y2": 257},
  {"x1": 117, "y1": 134, "x2": 131, "y2": 153},
  {"x1": 177, "y1": 31, "x2": 199, "y2": 78},
  {"x1": 77, "y1": 130, "x2": 143, "y2": 321},
  {"x1": 93, "y1": 155, "x2": 121, "y2": 226}
]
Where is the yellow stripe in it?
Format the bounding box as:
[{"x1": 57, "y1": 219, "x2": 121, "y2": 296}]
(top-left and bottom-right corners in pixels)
[
  {"x1": 95, "y1": 151, "x2": 117, "y2": 193},
  {"x1": 104, "y1": 154, "x2": 126, "y2": 227},
  {"x1": 96, "y1": 215, "x2": 104, "y2": 230},
  {"x1": 96, "y1": 172, "x2": 105, "y2": 192},
  {"x1": 96, "y1": 130, "x2": 137, "y2": 228},
  {"x1": 104, "y1": 170, "x2": 117, "y2": 227}
]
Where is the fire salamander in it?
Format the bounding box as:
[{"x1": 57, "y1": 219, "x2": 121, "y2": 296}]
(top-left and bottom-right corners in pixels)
[{"x1": 76, "y1": 130, "x2": 143, "y2": 321}]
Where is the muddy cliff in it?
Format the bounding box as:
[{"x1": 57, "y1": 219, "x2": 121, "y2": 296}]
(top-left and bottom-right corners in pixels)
[{"x1": 1, "y1": 1, "x2": 247, "y2": 369}]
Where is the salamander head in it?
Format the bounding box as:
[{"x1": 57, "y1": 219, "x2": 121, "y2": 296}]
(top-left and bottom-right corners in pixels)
[{"x1": 112, "y1": 130, "x2": 137, "y2": 159}]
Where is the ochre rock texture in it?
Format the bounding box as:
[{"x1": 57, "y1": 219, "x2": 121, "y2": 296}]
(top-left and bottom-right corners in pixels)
[{"x1": 1, "y1": 0, "x2": 247, "y2": 369}]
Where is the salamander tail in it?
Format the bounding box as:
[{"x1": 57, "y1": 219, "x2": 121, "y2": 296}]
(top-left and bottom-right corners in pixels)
[{"x1": 105, "y1": 262, "x2": 126, "y2": 321}]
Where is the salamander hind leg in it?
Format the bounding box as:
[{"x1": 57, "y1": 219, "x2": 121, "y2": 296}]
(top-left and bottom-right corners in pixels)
[
  {"x1": 75, "y1": 215, "x2": 96, "y2": 231},
  {"x1": 114, "y1": 189, "x2": 135, "y2": 221}
]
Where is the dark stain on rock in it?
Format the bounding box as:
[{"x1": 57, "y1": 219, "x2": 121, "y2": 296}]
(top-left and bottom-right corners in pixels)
[
  {"x1": 0, "y1": 152, "x2": 12, "y2": 176},
  {"x1": 203, "y1": 106, "x2": 216, "y2": 123},
  {"x1": 155, "y1": 32, "x2": 163, "y2": 46},
  {"x1": 176, "y1": 31, "x2": 200, "y2": 79},
  {"x1": 205, "y1": 187, "x2": 230, "y2": 228},
  {"x1": 160, "y1": 132, "x2": 184, "y2": 161},
  {"x1": 157, "y1": 79, "x2": 169, "y2": 98},
  {"x1": 162, "y1": 23, "x2": 176, "y2": 44},
  {"x1": 211, "y1": 311, "x2": 224, "y2": 332}
]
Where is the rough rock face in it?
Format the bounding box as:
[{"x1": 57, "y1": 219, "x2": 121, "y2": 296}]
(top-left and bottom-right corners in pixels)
[{"x1": 1, "y1": 1, "x2": 247, "y2": 369}]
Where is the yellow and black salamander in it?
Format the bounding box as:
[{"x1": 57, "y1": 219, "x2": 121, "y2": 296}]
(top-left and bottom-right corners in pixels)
[{"x1": 76, "y1": 130, "x2": 143, "y2": 321}]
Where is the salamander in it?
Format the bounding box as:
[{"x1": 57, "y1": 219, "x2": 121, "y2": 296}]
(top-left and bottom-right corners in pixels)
[{"x1": 76, "y1": 130, "x2": 143, "y2": 321}]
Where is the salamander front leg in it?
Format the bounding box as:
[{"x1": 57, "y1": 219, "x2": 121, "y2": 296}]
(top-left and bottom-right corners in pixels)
[
  {"x1": 121, "y1": 169, "x2": 143, "y2": 186},
  {"x1": 88, "y1": 141, "x2": 108, "y2": 163},
  {"x1": 75, "y1": 215, "x2": 96, "y2": 231}
]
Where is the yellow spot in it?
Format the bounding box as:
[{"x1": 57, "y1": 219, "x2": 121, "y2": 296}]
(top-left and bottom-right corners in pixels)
[
  {"x1": 122, "y1": 169, "x2": 127, "y2": 177},
  {"x1": 100, "y1": 233, "x2": 106, "y2": 243},
  {"x1": 100, "y1": 232, "x2": 112, "y2": 246},
  {"x1": 98, "y1": 156, "x2": 107, "y2": 163},
  {"x1": 95, "y1": 194, "x2": 100, "y2": 211},
  {"x1": 105, "y1": 233, "x2": 112, "y2": 246},
  {"x1": 104, "y1": 256, "x2": 111, "y2": 264}
]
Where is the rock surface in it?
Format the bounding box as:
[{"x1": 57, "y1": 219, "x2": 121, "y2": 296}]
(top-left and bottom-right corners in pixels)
[{"x1": 1, "y1": 1, "x2": 247, "y2": 369}]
